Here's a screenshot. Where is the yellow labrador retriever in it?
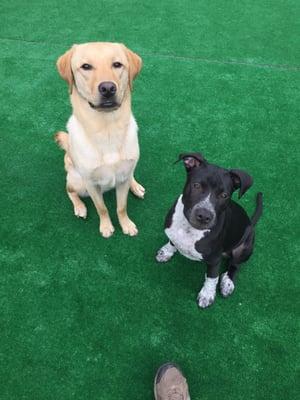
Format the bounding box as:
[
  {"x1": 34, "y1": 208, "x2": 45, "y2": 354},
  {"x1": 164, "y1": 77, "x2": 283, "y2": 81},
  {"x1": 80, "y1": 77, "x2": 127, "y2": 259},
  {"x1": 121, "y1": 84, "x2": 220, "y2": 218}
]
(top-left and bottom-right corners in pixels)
[{"x1": 55, "y1": 42, "x2": 145, "y2": 238}]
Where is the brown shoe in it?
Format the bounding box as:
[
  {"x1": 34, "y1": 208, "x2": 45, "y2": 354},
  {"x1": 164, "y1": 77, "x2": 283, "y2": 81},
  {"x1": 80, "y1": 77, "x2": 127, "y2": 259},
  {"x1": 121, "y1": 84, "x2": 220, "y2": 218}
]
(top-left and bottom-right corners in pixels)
[{"x1": 154, "y1": 363, "x2": 191, "y2": 400}]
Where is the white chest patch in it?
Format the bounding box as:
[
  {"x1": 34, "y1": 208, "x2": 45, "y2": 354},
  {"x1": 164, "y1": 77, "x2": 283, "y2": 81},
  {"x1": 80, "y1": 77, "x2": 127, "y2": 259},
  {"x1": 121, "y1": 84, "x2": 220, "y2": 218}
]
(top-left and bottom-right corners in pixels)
[
  {"x1": 165, "y1": 195, "x2": 210, "y2": 261},
  {"x1": 66, "y1": 114, "x2": 139, "y2": 192}
]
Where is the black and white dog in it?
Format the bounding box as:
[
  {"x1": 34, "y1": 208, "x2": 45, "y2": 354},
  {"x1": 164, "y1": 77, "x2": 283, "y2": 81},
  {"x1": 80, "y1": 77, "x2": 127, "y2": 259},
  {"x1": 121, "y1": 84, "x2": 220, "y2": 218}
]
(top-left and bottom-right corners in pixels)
[{"x1": 156, "y1": 153, "x2": 263, "y2": 308}]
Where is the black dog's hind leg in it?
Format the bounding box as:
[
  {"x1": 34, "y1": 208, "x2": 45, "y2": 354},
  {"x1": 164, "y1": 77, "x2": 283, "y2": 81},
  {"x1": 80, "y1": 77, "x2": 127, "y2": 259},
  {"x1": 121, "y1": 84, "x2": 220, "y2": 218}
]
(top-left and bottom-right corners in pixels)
[
  {"x1": 220, "y1": 262, "x2": 240, "y2": 297},
  {"x1": 197, "y1": 260, "x2": 221, "y2": 308}
]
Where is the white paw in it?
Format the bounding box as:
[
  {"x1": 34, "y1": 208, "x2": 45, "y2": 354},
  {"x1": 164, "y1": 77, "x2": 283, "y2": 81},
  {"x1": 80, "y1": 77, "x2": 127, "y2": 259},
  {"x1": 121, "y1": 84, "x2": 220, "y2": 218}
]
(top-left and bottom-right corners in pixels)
[
  {"x1": 220, "y1": 272, "x2": 235, "y2": 297},
  {"x1": 197, "y1": 288, "x2": 216, "y2": 308},
  {"x1": 131, "y1": 182, "x2": 145, "y2": 199},
  {"x1": 74, "y1": 204, "x2": 87, "y2": 219},
  {"x1": 121, "y1": 219, "x2": 138, "y2": 236},
  {"x1": 156, "y1": 243, "x2": 176, "y2": 262},
  {"x1": 100, "y1": 222, "x2": 115, "y2": 238},
  {"x1": 197, "y1": 275, "x2": 218, "y2": 309}
]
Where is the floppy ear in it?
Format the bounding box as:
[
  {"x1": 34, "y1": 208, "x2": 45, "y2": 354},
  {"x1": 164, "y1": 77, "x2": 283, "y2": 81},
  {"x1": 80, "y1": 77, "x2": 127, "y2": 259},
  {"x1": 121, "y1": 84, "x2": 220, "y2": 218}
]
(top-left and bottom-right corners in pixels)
[
  {"x1": 176, "y1": 152, "x2": 206, "y2": 172},
  {"x1": 124, "y1": 46, "x2": 142, "y2": 90},
  {"x1": 56, "y1": 46, "x2": 76, "y2": 93},
  {"x1": 230, "y1": 169, "x2": 253, "y2": 198}
]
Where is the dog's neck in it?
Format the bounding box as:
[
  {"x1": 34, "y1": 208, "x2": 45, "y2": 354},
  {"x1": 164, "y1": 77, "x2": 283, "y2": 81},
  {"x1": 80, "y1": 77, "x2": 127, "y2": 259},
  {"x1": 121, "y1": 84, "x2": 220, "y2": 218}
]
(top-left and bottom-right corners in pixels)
[{"x1": 70, "y1": 87, "x2": 132, "y2": 135}]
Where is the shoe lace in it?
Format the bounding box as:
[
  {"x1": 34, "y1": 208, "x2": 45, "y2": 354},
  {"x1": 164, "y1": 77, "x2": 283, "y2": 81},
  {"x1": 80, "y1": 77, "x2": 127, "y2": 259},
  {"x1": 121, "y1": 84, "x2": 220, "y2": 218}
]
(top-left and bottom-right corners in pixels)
[{"x1": 167, "y1": 387, "x2": 184, "y2": 400}]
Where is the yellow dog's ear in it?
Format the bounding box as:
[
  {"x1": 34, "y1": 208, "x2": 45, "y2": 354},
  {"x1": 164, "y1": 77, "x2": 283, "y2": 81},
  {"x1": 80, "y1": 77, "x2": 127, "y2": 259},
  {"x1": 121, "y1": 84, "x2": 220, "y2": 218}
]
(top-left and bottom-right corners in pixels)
[
  {"x1": 56, "y1": 46, "x2": 76, "y2": 93},
  {"x1": 124, "y1": 46, "x2": 142, "y2": 90}
]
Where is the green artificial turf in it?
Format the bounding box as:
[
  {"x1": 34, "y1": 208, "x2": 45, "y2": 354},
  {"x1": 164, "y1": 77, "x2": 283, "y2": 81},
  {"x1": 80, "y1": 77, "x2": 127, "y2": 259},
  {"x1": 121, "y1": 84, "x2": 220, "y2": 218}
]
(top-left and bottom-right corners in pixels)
[{"x1": 1, "y1": 1, "x2": 299, "y2": 399}]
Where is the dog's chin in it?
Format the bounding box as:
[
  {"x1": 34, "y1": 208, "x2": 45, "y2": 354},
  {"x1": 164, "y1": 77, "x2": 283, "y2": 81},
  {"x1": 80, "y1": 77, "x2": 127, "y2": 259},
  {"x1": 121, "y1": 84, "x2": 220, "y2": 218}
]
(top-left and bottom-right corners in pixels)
[
  {"x1": 189, "y1": 219, "x2": 213, "y2": 230},
  {"x1": 88, "y1": 101, "x2": 120, "y2": 112}
]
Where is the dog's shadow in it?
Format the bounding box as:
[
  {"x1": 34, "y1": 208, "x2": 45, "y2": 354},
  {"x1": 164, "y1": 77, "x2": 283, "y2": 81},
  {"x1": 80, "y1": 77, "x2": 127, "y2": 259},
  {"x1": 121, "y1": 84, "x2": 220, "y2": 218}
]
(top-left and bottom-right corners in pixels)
[{"x1": 166, "y1": 256, "x2": 229, "y2": 294}]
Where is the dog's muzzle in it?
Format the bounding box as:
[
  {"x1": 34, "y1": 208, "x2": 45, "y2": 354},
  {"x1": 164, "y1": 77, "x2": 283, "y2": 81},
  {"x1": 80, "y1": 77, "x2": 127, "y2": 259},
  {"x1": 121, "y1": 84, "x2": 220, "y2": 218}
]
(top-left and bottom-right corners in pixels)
[
  {"x1": 187, "y1": 206, "x2": 216, "y2": 229},
  {"x1": 88, "y1": 81, "x2": 120, "y2": 111}
]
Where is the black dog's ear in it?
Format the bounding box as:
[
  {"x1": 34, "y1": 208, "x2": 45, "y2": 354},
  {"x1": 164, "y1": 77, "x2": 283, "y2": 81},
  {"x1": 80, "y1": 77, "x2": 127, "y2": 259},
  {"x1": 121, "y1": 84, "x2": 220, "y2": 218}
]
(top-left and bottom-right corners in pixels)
[
  {"x1": 176, "y1": 152, "x2": 206, "y2": 171},
  {"x1": 230, "y1": 169, "x2": 253, "y2": 198}
]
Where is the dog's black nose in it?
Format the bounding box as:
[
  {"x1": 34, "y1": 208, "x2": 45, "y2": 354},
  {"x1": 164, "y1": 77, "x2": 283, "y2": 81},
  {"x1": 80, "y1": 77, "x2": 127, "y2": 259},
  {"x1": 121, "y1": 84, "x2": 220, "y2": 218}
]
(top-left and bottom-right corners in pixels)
[
  {"x1": 195, "y1": 208, "x2": 214, "y2": 225},
  {"x1": 98, "y1": 81, "x2": 117, "y2": 98}
]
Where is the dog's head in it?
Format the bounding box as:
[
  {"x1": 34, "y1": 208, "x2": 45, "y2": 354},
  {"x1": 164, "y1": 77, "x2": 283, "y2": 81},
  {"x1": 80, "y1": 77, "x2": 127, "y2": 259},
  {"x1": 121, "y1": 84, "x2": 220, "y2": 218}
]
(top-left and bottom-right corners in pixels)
[
  {"x1": 56, "y1": 42, "x2": 142, "y2": 112},
  {"x1": 177, "y1": 152, "x2": 253, "y2": 230}
]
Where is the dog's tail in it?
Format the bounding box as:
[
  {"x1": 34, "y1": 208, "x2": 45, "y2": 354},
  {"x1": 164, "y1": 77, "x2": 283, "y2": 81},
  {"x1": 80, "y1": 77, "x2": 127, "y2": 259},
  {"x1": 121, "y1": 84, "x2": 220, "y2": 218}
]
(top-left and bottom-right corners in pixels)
[
  {"x1": 54, "y1": 131, "x2": 69, "y2": 152},
  {"x1": 251, "y1": 192, "x2": 263, "y2": 226}
]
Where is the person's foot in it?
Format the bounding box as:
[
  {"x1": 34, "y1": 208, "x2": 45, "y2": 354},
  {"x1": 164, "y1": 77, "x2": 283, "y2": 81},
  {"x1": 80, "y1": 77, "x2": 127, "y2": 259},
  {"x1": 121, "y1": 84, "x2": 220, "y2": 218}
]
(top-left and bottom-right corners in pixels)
[{"x1": 154, "y1": 363, "x2": 191, "y2": 400}]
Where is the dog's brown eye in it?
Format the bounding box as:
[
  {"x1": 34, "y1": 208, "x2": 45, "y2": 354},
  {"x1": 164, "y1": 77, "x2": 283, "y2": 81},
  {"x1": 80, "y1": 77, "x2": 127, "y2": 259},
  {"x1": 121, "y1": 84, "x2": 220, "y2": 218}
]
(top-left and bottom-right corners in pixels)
[
  {"x1": 220, "y1": 192, "x2": 228, "y2": 199},
  {"x1": 112, "y1": 62, "x2": 123, "y2": 68},
  {"x1": 193, "y1": 183, "x2": 202, "y2": 189},
  {"x1": 81, "y1": 63, "x2": 92, "y2": 70}
]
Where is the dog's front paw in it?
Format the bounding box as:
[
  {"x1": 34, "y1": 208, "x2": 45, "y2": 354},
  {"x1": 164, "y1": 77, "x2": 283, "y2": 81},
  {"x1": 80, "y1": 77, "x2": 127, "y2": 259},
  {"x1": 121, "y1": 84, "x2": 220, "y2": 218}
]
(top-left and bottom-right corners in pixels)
[
  {"x1": 120, "y1": 218, "x2": 138, "y2": 236},
  {"x1": 130, "y1": 179, "x2": 145, "y2": 199},
  {"x1": 197, "y1": 288, "x2": 216, "y2": 308},
  {"x1": 156, "y1": 249, "x2": 171, "y2": 263},
  {"x1": 100, "y1": 221, "x2": 115, "y2": 238},
  {"x1": 74, "y1": 203, "x2": 87, "y2": 219},
  {"x1": 156, "y1": 243, "x2": 177, "y2": 263},
  {"x1": 197, "y1": 276, "x2": 218, "y2": 309},
  {"x1": 220, "y1": 272, "x2": 235, "y2": 297}
]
